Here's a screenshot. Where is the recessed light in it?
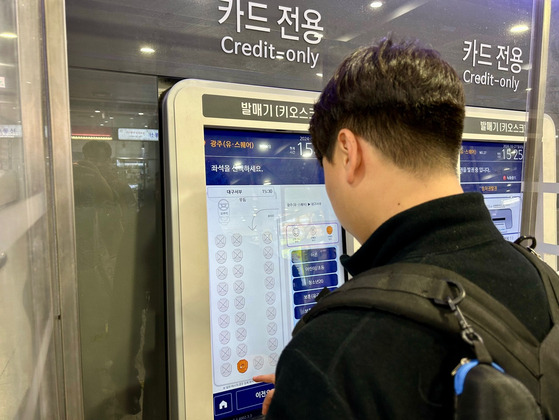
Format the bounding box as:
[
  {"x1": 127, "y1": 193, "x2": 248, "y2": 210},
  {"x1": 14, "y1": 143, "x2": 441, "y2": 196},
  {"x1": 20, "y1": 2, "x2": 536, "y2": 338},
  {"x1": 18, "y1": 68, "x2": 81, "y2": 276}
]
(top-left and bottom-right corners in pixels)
[
  {"x1": 140, "y1": 47, "x2": 155, "y2": 54},
  {"x1": 370, "y1": 1, "x2": 383, "y2": 8},
  {"x1": 510, "y1": 24, "x2": 529, "y2": 33}
]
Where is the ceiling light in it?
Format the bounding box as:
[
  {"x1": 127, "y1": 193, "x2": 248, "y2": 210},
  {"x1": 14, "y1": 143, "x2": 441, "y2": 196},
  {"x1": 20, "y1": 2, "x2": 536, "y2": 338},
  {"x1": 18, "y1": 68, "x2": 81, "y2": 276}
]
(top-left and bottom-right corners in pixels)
[
  {"x1": 140, "y1": 47, "x2": 155, "y2": 54},
  {"x1": 0, "y1": 32, "x2": 17, "y2": 39},
  {"x1": 510, "y1": 24, "x2": 529, "y2": 33},
  {"x1": 370, "y1": 1, "x2": 383, "y2": 8}
]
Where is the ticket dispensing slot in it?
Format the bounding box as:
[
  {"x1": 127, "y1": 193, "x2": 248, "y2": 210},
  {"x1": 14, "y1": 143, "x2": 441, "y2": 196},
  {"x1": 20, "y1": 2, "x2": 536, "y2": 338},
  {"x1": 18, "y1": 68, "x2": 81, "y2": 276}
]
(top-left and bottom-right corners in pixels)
[{"x1": 490, "y1": 208, "x2": 513, "y2": 231}]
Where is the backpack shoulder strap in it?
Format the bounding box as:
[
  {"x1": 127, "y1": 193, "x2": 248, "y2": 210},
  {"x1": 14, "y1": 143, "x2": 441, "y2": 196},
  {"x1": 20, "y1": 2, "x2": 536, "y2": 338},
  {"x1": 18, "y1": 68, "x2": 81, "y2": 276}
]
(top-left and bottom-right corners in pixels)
[
  {"x1": 295, "y1": 262, "x2": 462, "y2": 335},
  {"x1": 297, "y1": 262, "x2": 537, "y2": 341},
  {"x1": 510, "y1": 242, "x2": 559, "y2": 324},
  {"x1": 294, "y1": 262, "x2": 541, "y2": 379},
  {"x1": 511, "y1": 241, "x2": 559, "y2": 418}
]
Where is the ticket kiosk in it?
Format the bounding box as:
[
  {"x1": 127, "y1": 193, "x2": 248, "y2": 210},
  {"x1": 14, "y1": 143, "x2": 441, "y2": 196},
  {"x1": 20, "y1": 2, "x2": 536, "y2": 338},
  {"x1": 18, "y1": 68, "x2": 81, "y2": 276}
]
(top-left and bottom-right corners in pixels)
[
  {"x1": 460, "y1": 107, "x2": 527, "y2": 242},
  {"x1": 163, "y1": 80, "x2": 346, "y2": 420}
]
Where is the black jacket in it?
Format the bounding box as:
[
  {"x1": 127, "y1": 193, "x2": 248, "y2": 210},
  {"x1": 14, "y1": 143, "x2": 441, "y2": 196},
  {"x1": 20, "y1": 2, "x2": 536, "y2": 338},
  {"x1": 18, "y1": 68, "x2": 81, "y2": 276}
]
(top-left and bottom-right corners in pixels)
[{"x1": 267, "y1": 193, "x2": 551, "y2": 419}]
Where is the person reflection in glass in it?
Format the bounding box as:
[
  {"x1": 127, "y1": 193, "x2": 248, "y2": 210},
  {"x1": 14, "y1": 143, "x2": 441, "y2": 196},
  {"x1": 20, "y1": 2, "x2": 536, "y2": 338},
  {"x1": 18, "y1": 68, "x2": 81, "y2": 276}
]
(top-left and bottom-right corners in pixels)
[{"x1": 73, "y1": 140, "x2": 137, "y2": 419}]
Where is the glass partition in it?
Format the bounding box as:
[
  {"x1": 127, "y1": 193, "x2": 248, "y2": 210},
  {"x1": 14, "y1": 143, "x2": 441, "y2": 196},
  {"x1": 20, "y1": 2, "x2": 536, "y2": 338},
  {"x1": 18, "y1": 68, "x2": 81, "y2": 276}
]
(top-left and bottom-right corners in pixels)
[
  {"x1": 0, "y1": 0, "x2": 67, "y2": 418},
  {"x1": 69, "y1": 68, "x2": 167, "y2": 419}
]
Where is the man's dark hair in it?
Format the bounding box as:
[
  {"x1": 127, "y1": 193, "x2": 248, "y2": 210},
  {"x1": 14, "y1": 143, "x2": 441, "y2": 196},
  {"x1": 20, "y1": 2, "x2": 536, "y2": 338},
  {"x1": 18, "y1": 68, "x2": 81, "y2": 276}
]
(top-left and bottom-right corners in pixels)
[{"x1": 310, "y1": 36, "x2": 465, "y2": 173}]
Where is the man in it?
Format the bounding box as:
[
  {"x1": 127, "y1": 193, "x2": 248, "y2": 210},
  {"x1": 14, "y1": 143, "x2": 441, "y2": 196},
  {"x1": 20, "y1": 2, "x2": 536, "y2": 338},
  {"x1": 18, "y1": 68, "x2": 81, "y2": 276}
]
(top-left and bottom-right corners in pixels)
[{"x1": 254, "y1": 36, "x2": 551, "y2": 418}]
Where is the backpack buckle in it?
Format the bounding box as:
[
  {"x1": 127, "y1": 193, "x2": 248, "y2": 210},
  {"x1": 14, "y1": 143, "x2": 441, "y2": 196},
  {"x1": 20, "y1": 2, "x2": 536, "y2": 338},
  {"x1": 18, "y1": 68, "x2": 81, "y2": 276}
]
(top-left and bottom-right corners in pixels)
[
  {"x1": 433, "y1": 280, "x2": 466, "y2": 307},
  {"x1": 434, "y1": 280, "x2": 485, "y2": 348}
]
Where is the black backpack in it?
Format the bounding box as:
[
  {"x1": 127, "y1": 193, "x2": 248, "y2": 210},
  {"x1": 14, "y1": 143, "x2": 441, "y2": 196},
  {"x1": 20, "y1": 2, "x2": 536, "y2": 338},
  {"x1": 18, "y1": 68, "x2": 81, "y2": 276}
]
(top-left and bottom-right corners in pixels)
[{"x1": 295, "y1": 241, "x2": 559, "y2": 419}]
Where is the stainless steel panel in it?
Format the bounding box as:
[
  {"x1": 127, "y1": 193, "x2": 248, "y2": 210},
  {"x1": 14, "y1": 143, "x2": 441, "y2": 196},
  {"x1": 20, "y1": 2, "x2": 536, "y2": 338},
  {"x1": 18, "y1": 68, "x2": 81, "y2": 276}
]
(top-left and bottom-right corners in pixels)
[{"x1": 44, "y1": 0, "x2": 84, "y2": 417}]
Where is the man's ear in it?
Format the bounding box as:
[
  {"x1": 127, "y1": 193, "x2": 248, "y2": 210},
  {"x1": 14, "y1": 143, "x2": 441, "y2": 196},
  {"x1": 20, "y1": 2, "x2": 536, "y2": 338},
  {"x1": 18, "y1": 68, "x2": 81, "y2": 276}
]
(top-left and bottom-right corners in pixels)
[{"x1": 337, "y1": 128, "x2": 362, "y2": 184}]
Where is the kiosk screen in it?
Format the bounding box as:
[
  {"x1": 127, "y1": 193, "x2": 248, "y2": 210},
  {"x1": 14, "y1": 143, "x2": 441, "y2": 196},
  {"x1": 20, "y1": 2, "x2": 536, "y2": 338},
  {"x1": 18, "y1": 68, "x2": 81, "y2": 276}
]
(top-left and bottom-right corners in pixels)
[{"x1": 205, "y1": 128, "x2": 345, "y2": 419}]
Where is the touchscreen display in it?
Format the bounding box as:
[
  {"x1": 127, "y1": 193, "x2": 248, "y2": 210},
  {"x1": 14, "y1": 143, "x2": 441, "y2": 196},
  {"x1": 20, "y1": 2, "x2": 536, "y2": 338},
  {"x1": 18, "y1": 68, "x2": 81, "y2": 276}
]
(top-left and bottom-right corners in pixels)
[
  {"x1": 204, "y1": 128, "x2": 345, "y2": 420},
  {"x1": 460, "y1": 140, "x2": 524, "y2": 241}
]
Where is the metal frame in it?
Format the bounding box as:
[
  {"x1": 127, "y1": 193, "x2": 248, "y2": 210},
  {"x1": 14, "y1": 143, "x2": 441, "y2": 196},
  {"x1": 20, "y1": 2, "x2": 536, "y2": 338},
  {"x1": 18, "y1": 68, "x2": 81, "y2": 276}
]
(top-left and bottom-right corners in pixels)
[
  {"x1": 15, "y1": 0, "x2": 83, "y2": 417},
  {"x1": 16, "y1": 0, "x2": 60, "y2": 417},
  {"x1": 521, "y1": 0, "x2": 551, "y2": 237},
  {"x1": 43, "y1": 0, "x2": 84, "y2": 417}
]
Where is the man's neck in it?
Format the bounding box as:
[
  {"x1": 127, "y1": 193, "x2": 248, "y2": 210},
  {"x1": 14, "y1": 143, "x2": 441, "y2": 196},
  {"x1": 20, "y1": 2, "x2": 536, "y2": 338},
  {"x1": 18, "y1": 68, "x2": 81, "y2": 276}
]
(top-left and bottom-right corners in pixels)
[{"x1": 354, "y1": 167, "x2": 463, "y2": 244}]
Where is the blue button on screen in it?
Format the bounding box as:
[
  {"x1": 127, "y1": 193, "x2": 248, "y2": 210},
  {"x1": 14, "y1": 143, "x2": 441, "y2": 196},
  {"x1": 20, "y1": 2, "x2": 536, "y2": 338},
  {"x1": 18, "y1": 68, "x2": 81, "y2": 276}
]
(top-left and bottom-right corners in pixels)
[
  {"x1": 293, "y1": 273, "x2": 338, "y2": 291},
  {"x1": 214, "y1": 393, "x2": 233, "y2": 416},
  {"x1": 292, "y1": 260, "x2": 337, "y2": 278},
  {"x1": 291, "y1": 247, "x2": 337, "y2": 263},
  {"x1": 236, "y1": 383, "x2": 275, "y2": 410},
  {"x1": 294, "y1": 303, "x2": 316, "y2": 319},
  {"x1": 293, "y1": 287, "x2": 336, "y2": 305}
]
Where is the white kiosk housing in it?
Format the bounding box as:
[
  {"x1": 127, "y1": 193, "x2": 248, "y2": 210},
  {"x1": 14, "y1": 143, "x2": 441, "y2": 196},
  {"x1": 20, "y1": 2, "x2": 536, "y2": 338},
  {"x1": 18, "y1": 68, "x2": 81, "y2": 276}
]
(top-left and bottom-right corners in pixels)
[{"x1": 163, "y1": 80, "x2": 346, "y2": 420}]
